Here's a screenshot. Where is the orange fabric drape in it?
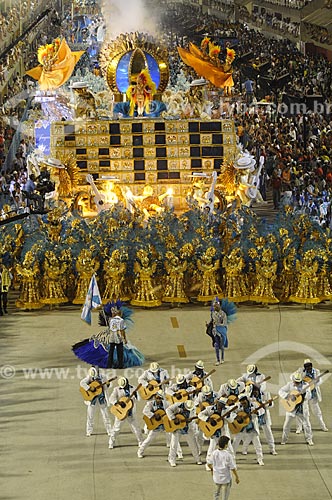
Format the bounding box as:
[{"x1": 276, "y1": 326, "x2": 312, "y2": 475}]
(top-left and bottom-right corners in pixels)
[
  {"x1": 26, "y1": 39, "x2": 84, "y2": 90},
  {"x1": 178, "y1": 44, "x2": 234, "y2": 88}
]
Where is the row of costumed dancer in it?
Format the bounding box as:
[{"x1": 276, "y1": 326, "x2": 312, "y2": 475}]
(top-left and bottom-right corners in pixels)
[{"x1": 2, "y1": 202, "x2": 332, "y2": 311}]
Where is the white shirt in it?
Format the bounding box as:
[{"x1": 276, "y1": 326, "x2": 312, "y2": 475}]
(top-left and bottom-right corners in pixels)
[
  {"x1": 208, "y1": 448, "x2": 236, "y2": 485},
  {"x1": 138, "y1": 367, "x2": 170, "y2": 387},
  {"x1": 108, "y1": 315, "x2": 126, "y2": 344}
]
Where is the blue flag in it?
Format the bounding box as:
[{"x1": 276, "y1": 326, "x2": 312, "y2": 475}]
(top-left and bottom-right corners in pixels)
[{"x1": 81, "y1": 274, "x2": 102, "y2": 325}]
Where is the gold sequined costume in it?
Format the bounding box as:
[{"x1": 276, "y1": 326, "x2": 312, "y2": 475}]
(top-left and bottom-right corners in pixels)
[{"x1": 16, "y1": 251, "x2": 44, "y2": 310}]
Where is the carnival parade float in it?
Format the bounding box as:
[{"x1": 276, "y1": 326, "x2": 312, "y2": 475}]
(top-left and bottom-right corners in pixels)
[{"x1": 1, "y1": 30, "x2": 332, "y2": 311}]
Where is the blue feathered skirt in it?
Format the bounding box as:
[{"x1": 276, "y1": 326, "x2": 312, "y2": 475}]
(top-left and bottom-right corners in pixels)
[
  {"x1": 215, "y1": 325, "x2": 228, "y2": 348},
  {"x1": 72, "y1": 338, "x2": 145, "y2": 369}
]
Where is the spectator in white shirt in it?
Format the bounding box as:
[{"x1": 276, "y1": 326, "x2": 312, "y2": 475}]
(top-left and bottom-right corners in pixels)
[{"x1": 207, "y1": 435, "x2": 240, "y2": 500}]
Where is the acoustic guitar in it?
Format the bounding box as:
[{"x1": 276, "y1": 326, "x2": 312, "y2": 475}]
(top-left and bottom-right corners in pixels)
[
  {"x1": 166, "y1": 387, "x2": 198, "y2": 404},
  {"x1": 280, "y1": 370, "x2": 329, "y2": 412},
  {"x1": 227, "y1": 394, "x2": 239, "y2": 406},
  {"x1": 138, "y1": 378, "x2": 173, "y2": 401},
  {"x1": 228, "y1": 411, "x2": 250, "y2": 435},
  {"x1": 198, "y1": 405, "x2": 238, "y2": 438},
  {"x1": 303, "y1": 369, "x2": 329, "y2": 391},
  {"x1": 163, "y1": 413, "x2": 198, "y2": 433},
  {"x1": 80, "y1": 376, "x2": 117, "y2": 402},
  {"x1": 196, "y1": 401, "x2": 211, "y2": 415},
  {"x1": 143, "y1": 409, "x2": 166, "y2": 431},
  {"x1": 229, "y1": 397, "x2": 278, "y2": 434},
  {"x1": 245, "y1": 375, "x2": 271, "y2": 388},
  {"x1": 190, "y1": 369, "x2": 216, "y2": 391},
  {"x1": 86, "y1": 174, "x2": 111, "y2": 213},
  {"x1": 110, "y1": 383, "x2": 142, "y2": 420}
]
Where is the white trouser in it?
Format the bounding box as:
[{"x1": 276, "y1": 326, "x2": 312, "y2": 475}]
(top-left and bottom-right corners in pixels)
[
  {"x1": 282, "y1": 412, "x2": 312, "y2": 442},
  {"x1": 110, "y1": 414, "x2": 143, "y2": 446},
  {"x1": 214, "y1": 481, "x2": 232, "y2": 500},
  {"x1": 168, "y1": 429, "x2": 199, "y2": 464},
  {"x1": 195, "y1": 426, "x2": 206, "y2": 450},
  {"x1": 205, "y1": 426, "x2": 234, "y2": 464},
  {"x1": 258, "y1": 424, "x2": 276, "y2": 452},
  {"x1": 233, "y1": 431, "x2": 263, "y2": 460},
  {"x1": 296, "y1": 399, "x2": 326, "y2": 430},
  {"x1": 87, "y1": 401, "x2": 112, "y2": 435},
  {"x1": 140, "y1": 429, "x2": 162, "y2": 451},
  {"x1": 140, "y1": 429, "x2": 182, "y2": 455}
]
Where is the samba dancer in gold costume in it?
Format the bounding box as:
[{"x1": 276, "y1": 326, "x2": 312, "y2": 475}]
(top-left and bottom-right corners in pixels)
[
  {"x1": 280, "y1": 247, "x2": 297, "y2": 302},
  {"x1": 16, "y1": 250, "x2": 44, "y2": 310},
  {"x1": 250, "y1": 248, "x2": 279, "y2": 304},
  {"x1": 222, "y1": 247, "x2": 249, "y2": 302},
  {"x1": 162, "y1": 251, "x2": 189, "y2": 304},
  {"x1": 131, "y1": 248, "x2": 161, "y2": 307},
  {"x1": 289, "y1": 250, "x2": 320, "y2": 306},
  {"x1": 102, "y1": 249, "x2": 130, "y2": 303},
  {"x1": 196, "y1": 247, "x2": 222, "y2": 302},
  {"x1": 41, "y1": 251, "x2": 68, "y2": 306},
  {"x1": 72, "y1": 248, "x2": 100, "y2": 304}
]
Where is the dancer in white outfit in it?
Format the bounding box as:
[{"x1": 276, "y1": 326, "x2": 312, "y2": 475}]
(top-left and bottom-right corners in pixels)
[
  {"x1": 279, "y1": 372, "x2": 314, "y2": 446},
  {"x1": 108, "y1": 377, "x2": 143, "y2": 449},
  {"x1": 80, "y1": 366, "x2": 112, "y2": 437}
]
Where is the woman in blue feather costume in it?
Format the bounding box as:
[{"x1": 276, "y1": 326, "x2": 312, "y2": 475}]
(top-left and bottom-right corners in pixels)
[
  {"x1": 210, "y1": 297, "x2": 237, "y2": 365},
  {"x1": 72, "y1": 301, "x2": 144, "y2": 369}
]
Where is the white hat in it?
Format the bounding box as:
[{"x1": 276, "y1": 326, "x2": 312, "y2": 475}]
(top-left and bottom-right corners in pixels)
[
  {"x1": 150, "y1": 362, "x2": 160, "y2": 373},
  {"x1": 118, "y1": 377, "x2": 127, "y2": 388},
  {"x1": 228, "y1": 379, "x2": 237, "y2": 390},
  {"x1": 89, "y1": 367, "x2": 98, "y2": 378},
  {"x1": 247, "y1": 364, "x2": 256, "y2": 374},
  {"x1": 304, "y1": 359, "x2": 312, "y2": 366},
  {"x1": 176, "y1": 374, "x2": 185, "y2": 385},
  {"x1": 195, "y1": 360, "x2": 204, "y2": 370},
  {"x1": 43, "y1": 157, "x2": 65, "y2": 168},
  {"x1": 202, "y1": 384, "x2": 212, "y2": 395},
  {"x1": 292, "y1": 372, "x2": 302, "y2": 383},
  {"x1": 155, "y1": 390, "x2": 163, "y2": 398},
  {"x1": 184, "y1": 400, "x2": 195, "y2": 411},
  {"x1": 234, "y1": 155, "x2": 256, "y2": 171},
  {"x1": 70, "y1": 81, "x2": 88, "y2": 88},
  {"x1": 218, "y1": 396, "x2": 228, "y2": 405},
  {"x1": 190, "y1": 78, "x2": 207, "y2": 87}
]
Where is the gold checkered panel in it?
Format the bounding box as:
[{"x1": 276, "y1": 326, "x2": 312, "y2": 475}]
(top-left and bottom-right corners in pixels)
[{"x1": 50, "y1": 119, "x2": 237, "y2": 188}]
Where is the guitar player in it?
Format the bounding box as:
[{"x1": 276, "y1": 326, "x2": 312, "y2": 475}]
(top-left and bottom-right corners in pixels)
[
  {"x1": 194, "y1": 384, "x2": 219, "y2": 459},
  {"x1": 245, "y1": 383, "x2": 277, "y2": 456},
  {"x1": 198, "y1": 395, "x2": 237, "y2": 470},
  {"x1": 80, "y1": 366, "x2": 113, "y2": 437},
  {"x1": 231, "y1": 393, "x2": 265, "y2": 466},
  {"x1": 138, "y1": 362, "x2": 170, "y2": 395},
  {"x1": 108, "y1": 377, "x2": 143, "y2": 449},
  {"x1": 294, "y1": 359, "x2": 328, "y2": 433},
  {"x1": 186, "y1": 360, "x2": 214, "y2": 390},
  {"x1": 138, "y1": 390, "x2": 184, "y2": 460},
  {"x1": 165, "y1": 399, "x2": 202, "y2": 468},
  {"x1": 279, "y1": 372, "x2": 314, "y2": 446}
]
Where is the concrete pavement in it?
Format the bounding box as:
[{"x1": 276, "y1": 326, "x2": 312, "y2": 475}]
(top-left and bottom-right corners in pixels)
[{"x1": 1, "y1": 301, "x2": 332, "y2": 500}]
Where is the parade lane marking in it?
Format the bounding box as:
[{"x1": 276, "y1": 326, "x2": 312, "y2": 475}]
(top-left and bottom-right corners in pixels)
[
  {"x1": 177, "y1": 345, "x2": 187, "y2": 358},
  {"x1": 170, "y1": 317, "x2": 179, "y2": 328}
]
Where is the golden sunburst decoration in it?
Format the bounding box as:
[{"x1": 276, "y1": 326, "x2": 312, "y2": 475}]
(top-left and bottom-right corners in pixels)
[
  {"x1": 218, "y1": 161, "x2": 237, "y2": 195},
  {"x1": 55, "y1": 153, "x2": 80, "y2": 198},
  {"x1": 99, "y1": 31, "x2": 169, "y2": 101}
]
